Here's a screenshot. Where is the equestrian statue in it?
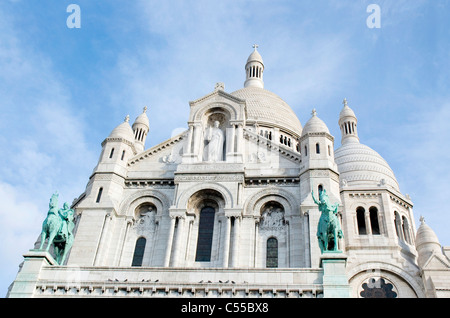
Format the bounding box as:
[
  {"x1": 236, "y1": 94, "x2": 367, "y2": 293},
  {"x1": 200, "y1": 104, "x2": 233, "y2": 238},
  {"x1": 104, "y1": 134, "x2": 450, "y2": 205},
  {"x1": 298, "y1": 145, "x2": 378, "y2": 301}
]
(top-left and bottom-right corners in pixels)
[
  {"x1": 39, "y1": 192, "x2": 75, "y2": 265},
  {"x1": 312, "y1": 188, "x2": 343, "y2": 253}
]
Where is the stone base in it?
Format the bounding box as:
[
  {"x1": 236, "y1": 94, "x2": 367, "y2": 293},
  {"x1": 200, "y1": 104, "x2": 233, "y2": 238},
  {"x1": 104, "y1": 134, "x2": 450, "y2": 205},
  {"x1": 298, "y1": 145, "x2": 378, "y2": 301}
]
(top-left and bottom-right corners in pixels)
[
  {"x1": 320, "y1": 251, "x2": 350, "y2": 298},
  {"x1": 7, "y1": 249, "x2": 58, "y2": 298}
]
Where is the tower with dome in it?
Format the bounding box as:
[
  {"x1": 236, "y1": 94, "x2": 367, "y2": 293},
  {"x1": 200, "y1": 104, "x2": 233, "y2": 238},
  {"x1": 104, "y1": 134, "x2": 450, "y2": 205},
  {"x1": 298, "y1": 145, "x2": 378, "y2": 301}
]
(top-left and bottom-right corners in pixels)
[{"x1": 7, "y1": 46, "x2": 450, "y2": 298}]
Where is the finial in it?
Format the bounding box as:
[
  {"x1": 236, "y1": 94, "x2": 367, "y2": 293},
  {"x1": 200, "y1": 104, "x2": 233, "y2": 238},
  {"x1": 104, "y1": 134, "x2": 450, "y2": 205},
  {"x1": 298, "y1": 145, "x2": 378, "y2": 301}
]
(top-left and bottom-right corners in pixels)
[
  {"x1": 311, "y1": 108, "x2": 317, "y2": 117},
  {"x1": 124, "y1": 115, "x2": 130, "y2": 122},
  {"x1": 215, "y1": 82, "x2": 225, "y2": 91},
  {"x1": 252, "y1": 44, "x2": 259, "y2": 50},
  {"x1": 343, "y1": 98, "x2": 348, "y2": 107},
  {"x1": 420, "y1": 215, "x2": 425, "y2": 224},
  {"x1": 143, "y1": 106, "x2": 148, "y2": 113}
]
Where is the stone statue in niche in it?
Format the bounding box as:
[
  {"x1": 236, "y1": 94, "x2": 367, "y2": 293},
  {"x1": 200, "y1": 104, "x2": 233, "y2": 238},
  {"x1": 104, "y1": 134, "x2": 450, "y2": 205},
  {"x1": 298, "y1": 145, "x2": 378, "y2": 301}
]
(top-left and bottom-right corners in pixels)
[
  {"x1": 134, "y1": 205, "x2": 157, "y2": 232},
  {"x1": 204, "y1": 120, "x2": 224, "y2": 162}
]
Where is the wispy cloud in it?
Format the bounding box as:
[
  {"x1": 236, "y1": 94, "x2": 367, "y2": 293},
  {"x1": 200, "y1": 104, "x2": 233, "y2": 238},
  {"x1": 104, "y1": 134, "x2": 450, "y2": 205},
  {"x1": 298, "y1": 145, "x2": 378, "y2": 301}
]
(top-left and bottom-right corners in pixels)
[{"x1": 0, "y1": 3, "x2": 97, "y2": 296}]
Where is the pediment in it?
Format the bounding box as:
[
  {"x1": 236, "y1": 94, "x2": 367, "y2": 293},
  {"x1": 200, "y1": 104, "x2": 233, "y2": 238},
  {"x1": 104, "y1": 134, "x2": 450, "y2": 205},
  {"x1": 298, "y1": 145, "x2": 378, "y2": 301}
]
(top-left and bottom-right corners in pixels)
[
  {"x1": 423, "y1": 252, "x2": 450, "y2": 270},
  {"x1": 127, "y1": 130, "x2": 188, "y2": 170}
]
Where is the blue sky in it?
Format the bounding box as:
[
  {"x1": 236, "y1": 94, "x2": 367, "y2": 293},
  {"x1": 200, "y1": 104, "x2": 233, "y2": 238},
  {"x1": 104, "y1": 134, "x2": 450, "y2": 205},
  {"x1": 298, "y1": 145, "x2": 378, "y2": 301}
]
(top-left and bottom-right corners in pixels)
[{"x1": 1, "y1": 0, "x2": 449, "y2": 297}]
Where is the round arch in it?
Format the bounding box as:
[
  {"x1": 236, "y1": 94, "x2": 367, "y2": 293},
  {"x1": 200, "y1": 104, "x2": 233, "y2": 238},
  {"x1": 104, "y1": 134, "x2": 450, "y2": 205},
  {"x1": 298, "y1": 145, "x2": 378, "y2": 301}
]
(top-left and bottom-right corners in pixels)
[
  {"x1": 176, "y1": 182, "x2": 234, "y2": 210},
  {"x1": 192, "y1": 102, "x2": 238, "y2": 122},
  {"x1": 244, "y1": 187, "x2": 299, "y2": 217},
  {"x1": 118, "y1": 189, "x2": 171, "y2": 217},
  {"x1": 347, "y1": 261, "x2": 425, "y2": 298}
]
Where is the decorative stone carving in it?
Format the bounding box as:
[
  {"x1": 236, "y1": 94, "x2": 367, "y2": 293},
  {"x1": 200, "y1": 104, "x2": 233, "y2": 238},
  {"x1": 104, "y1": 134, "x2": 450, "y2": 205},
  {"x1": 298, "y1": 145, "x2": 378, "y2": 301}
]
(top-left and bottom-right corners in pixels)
[{"x1": 260, "y1": 202, "x2": 286, "y2": 231}]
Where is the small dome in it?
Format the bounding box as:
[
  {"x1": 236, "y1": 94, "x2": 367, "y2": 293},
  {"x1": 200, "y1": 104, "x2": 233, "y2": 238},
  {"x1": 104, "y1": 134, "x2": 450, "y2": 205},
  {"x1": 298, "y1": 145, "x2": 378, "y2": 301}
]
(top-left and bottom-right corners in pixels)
[
  {"x1": 335, "y1": 142, "x2": 400, "y2": 191},
  {"x1": 339, "y1": 100, "x2": 356, "y2": 119},
  {"x1": 301, "y1": 109, "x2": 330, "y2": 136},
  {"x1": 247, "y1": 48, "x2": 264, "y2": 65},
  {"x1": 231, "y1": 86, "x2": 302, "y2": 136},
  {"x1": 416, "y1": 217, "x2": 441, "y2": 250},
  {"x1": 108, "y1": 115, "x2": 135, "y2": 142},
  {"x1": 133, "y1": 106, "x2": 149, "y2": 128},
  {"x1": 416, "y1": 217, "x2": 442, "y2": 267}
]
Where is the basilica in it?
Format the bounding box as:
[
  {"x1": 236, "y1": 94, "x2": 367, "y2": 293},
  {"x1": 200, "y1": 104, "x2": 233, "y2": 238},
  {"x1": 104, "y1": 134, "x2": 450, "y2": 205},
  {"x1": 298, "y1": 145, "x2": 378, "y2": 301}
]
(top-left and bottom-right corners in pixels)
[{"x1": 7, "y1": 46, "x2": 450, "y2": 298}]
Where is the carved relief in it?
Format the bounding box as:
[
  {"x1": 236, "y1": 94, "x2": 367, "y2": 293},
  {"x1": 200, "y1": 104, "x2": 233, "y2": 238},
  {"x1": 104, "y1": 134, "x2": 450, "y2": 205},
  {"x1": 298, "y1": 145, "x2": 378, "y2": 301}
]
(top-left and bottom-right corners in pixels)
[{"x1": 259, "y1": 202, "x2": 286, "y2": 231}]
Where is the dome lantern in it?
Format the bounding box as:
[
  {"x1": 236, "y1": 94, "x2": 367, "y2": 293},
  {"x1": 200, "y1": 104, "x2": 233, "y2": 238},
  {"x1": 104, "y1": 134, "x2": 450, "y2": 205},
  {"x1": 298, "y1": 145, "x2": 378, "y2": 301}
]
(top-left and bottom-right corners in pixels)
[
  {"x1": 244, "y1": 44, "x2": 265, "y2": 89},
  {"x1": 339, "y1": 98, "x2": 359, "y2": 145}
]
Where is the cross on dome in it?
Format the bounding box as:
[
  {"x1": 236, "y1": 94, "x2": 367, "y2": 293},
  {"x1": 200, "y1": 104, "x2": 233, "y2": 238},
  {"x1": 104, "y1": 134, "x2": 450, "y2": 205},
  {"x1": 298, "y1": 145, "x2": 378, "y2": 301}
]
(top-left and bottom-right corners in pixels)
[
  {"x1": 143, "y1": 106, "x2": 148, "y2": 113},
  {"x1": 311, "y1": 108, "x2": 317, "y2": 116},
  {"x1": 124, "y1": 115, "x2": 130, "y2": 122},
  {"x1": 252, "y1": 44, "x2": 259, "y2": 50},
  {"x1": 343, "y1": 98, "x2": 348, "y2": 107}
]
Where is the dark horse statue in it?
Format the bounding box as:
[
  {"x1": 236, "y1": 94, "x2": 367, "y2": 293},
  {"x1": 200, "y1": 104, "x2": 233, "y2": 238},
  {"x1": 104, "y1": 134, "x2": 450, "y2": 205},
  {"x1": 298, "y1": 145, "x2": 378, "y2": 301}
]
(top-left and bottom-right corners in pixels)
[
  {"x1": 312, "y1": 189, "x2": 343, "y2": 253},
  {"x1": 39, "y1": 192, "x2": 75, "y2": 265}
]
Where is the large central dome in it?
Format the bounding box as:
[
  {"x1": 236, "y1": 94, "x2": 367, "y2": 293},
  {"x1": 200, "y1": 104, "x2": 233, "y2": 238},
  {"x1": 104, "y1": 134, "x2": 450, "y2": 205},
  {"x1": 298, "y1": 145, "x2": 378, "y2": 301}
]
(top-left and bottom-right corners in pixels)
[
  {"x1": 231, "y1": 86, "x2": 302, "y2": 136},
  {"x1": 231, "y1": 46, "x2": 302, "y2": 137}
]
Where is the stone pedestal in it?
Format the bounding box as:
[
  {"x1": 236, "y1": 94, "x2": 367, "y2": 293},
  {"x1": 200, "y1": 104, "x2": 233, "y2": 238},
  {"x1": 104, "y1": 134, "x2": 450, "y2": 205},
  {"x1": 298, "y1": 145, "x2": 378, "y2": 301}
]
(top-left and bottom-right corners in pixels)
[
  {"x1": 320, "y1": 252, "x2": 350, "y2": 298},
  {"x1": 7, "y1": 250, "x2": 57, "y2": 298}
]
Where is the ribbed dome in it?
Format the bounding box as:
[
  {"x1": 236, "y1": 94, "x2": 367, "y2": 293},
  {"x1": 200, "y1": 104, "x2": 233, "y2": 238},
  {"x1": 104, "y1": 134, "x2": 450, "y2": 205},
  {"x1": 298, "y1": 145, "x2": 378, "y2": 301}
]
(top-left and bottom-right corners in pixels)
[
  {"x1": 133, "y1": 106, "x2": 149, "y2": 128},
  {"x1": 231, "y1": 86, "x2": 302, "y2": 136},
  {"x1": 335, "y1": 142, "x2": 400, "y2": 191},
  {"x1": 247, "y1": 49, "x2": 264, "y2": 65},
  {"x1": 416, "y1": 221, "x2": 440, "y2": 250},
  {"x1": 416, "y1": 217, "x2": 442, "y2": 267},
  {"x1": 108, "y1": 115, "x2": 135, "y2": 142},
  {"x1": 302, "y1": 110, "x2": 329, "y2": 136}
]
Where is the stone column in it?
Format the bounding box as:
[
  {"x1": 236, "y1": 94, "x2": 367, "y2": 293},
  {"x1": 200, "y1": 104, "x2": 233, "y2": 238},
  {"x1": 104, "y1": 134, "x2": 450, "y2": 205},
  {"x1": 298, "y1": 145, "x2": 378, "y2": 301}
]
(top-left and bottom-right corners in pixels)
[
  {"x1": 186, "y1": 125, "x2": 194, "y2": 154},
  {"x1": 222, "y1": 216, "x2": 231, "y2": 268},
  {"x1": 227, "y1": 125, "x2": 236, "y2": 156},
  {"x1": 230, "y1": 217, "x2": 240, "y2": 268},
  {"x1": 164, "y1": 217, "x2": 176, "y2": 267}
]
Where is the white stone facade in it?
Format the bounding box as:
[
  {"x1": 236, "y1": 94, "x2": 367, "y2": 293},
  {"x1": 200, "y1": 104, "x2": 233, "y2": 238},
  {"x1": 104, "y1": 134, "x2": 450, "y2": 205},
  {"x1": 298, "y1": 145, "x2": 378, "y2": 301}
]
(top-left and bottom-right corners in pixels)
[{"x1": 7, "y1": 47, "x2": 450, "y2": 298}]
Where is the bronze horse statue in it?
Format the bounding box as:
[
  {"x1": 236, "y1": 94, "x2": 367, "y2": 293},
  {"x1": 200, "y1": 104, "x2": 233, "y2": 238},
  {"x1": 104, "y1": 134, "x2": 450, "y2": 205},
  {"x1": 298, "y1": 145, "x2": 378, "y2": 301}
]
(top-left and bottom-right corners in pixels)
[
  {"x1": 312, "y1": 189, "x2": 343, "y2": 253},
  {"x1": 39, "y1": 192, "x2": 75, "y2": 265}
]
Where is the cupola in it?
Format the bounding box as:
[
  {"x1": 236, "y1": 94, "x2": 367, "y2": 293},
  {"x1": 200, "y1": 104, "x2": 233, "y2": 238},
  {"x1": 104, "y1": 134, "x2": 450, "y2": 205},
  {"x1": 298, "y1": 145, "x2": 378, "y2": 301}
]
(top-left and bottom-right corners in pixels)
[{"x1": 244, "y1": 44, "x2": 264, "y2": 89}]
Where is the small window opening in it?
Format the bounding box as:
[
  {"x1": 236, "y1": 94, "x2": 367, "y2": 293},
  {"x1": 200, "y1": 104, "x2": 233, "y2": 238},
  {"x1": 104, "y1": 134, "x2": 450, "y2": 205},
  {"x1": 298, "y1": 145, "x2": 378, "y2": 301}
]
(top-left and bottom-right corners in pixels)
[
  {"x1": 96, "y1": 187, "x2": 103, "y2": 203},
  {"x1": 369, "y1": 207, "x2": 380, "y2": 235},
  {"x1": 357, "y1": 207, "x2": 366, "y2": 235}
]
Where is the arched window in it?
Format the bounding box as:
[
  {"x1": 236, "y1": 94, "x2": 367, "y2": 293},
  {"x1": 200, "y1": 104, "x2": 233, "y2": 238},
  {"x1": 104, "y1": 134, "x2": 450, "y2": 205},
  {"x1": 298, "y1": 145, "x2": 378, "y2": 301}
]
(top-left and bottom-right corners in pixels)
[
  {"x1": 131, "y1": 237, "x2": 146, "y2": 267},
  {"x1": 195, "y1": 206, "x2": 215, "y2": 262},
  {"x1": 304, "y1": 145, "x2": 308, "y2": 156},
  {"x1": 356, "y1": 207, "x2": 366, "y2": 235},
  {"x1": 318, "y1": 184, "x2": 323, "y2": 194},
  {"x1": 369, "y1": 207, "x2": 380, "y2": 234},
  {"x1": 121, "y1": 150, "x2": 125, "y2": 160},
  {"x1": 316, "y1": 143, "x2": 320, "y2": 154},
  {"x1": 402, "y1": 216, "x2": 411, "y2": 244},
  {"x1": 96, "y1": 187, "x2": 103, "y2": 203},
  {"x1": 109, "y1": 148, "x2": 115, "y2": 158},
  {"x1": 266, "y1": 237, "x2": 278, "y2": 268},
  {"x1": 328, "y1": 145, "x2": 331, "y2": 156}
]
